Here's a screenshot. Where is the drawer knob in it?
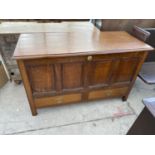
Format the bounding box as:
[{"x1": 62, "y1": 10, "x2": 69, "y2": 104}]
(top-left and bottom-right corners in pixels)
[{"x1": 87, "y1": 56, "x2": 93, "y2": 61}]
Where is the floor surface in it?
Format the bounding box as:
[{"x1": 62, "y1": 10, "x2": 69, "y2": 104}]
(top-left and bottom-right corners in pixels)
[{"x1": 0, "y1": 78, "x2": 155, "y2": 135}]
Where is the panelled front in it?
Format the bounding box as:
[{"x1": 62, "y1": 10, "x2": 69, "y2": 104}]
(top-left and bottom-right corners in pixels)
[
  {"x1": 24, "y1": 57, "x2": 86, "y2": 98},
  {"x1": 86, "y1": 54, "x2": 141, "y2": 89},
  {"x1": 86, "y1": 54, "x2": 142, "y2": 101},
  {"x1": 24, "y1": 52, "x2": 143, "y2": 104}
]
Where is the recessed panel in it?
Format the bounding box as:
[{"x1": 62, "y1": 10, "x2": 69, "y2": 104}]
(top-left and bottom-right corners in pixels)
[
  {"x1": 27, "y1": 65, "x2": 55, "y2": 93},
  {"x1": 89, "y1": 60, "x2": 113, "y2": 87},
  {"x1": 114, "y1": 58, "x2": 139, "y2": 83},
  {"x1": 62, "y1": 62, "x2": 83, "y2": 90}
]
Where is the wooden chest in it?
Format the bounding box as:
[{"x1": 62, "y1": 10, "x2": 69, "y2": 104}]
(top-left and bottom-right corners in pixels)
[{"x1": 13, "y1": 30, "x2": 153, "y2": 116}]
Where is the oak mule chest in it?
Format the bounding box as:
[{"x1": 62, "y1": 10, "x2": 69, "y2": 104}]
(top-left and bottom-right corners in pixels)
[{"x1": 13, "y1": 26, "x2": 153, "y2": 116}]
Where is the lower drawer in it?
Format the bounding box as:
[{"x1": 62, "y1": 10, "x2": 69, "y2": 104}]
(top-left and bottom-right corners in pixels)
[
  {"x1": 34, "y1": 87, "x2": 129, "y2": 108},
  {"x1": 88, "y1": 87, "x2": 129, "y2": 100},
  {"x1": 34, "y1": 93, "x2": 82, "y2": 108}
]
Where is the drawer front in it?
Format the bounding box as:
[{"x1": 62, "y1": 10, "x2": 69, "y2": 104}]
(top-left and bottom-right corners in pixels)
[
  {"x1": 88, "y1": 87, "x2": 129, "y2": 100},
  {"x1": 34, "y1": 93, "x2": 82, "y2": 108}
]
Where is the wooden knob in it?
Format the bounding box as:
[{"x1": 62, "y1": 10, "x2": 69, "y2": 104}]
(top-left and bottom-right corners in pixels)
[{"x1": 87, "y1": 56, "x2": 93, "y2": 61}]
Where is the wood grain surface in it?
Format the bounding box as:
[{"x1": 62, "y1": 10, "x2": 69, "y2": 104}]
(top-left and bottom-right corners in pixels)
[{"x1": 13, "y1": 31, "x2": 154, "y2": 59}]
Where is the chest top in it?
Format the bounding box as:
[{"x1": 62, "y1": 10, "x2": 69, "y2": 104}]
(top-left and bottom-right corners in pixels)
[{"x1": 13, "y1": 31, "x2": 154, "y2": 59}]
